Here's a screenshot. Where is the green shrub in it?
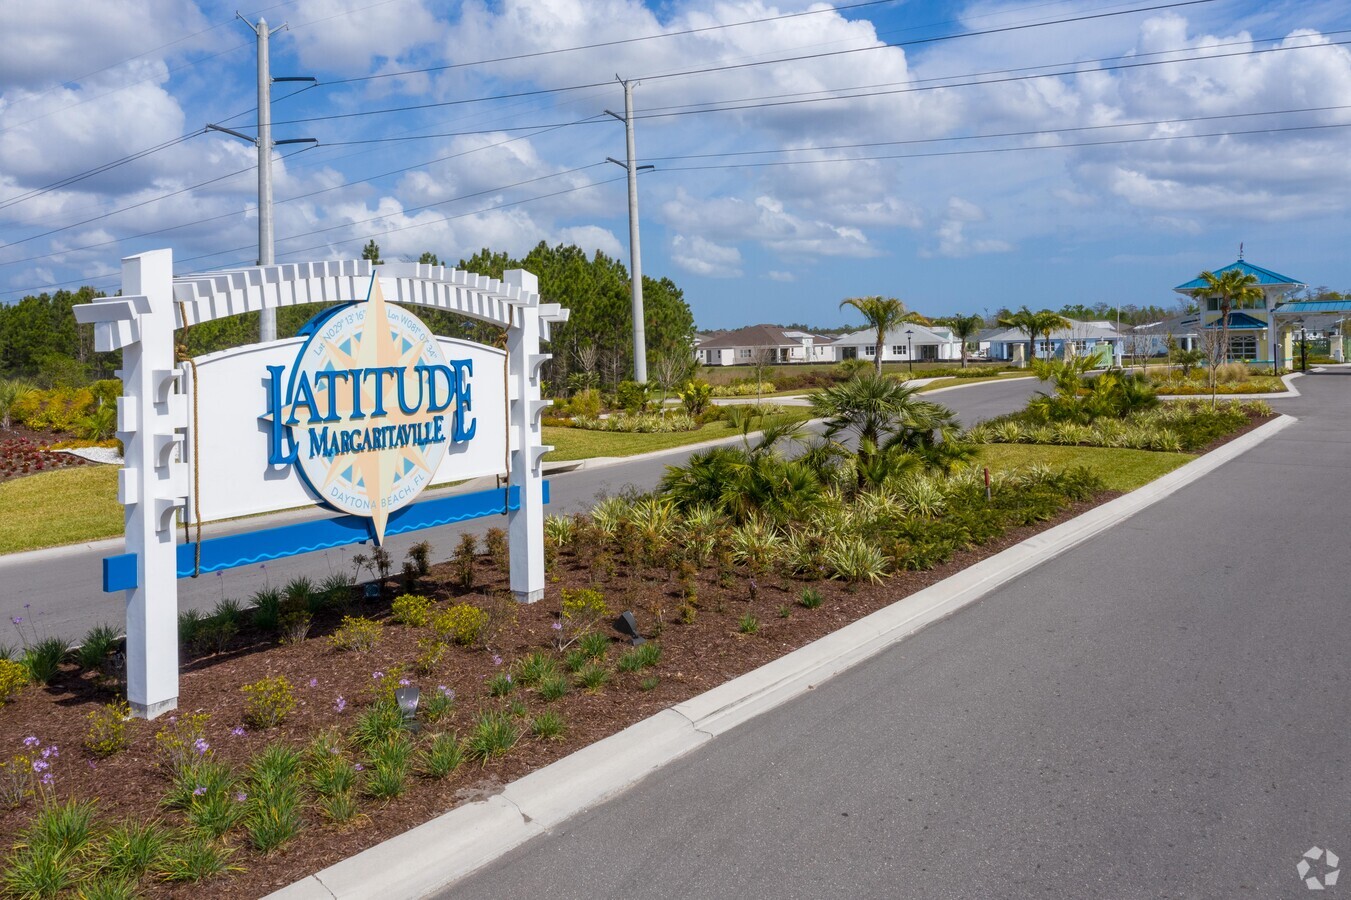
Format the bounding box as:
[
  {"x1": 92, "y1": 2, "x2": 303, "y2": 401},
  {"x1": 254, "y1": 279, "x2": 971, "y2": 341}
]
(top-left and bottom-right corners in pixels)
[
  {"x1": 538, "y1": 673, "x2": 569, "y2": 702},
  {"x1": 242, "y1": 676, "x2": 297, "y2": 729},
  {"x1": 251, "y1": 587, "x2": 283, "y2": 633},
  {"x1": 513, "y1": 651, "x2": 559, "y2": 687},
  {"x1": 22, "y1": 636, "x2": 67, "y2": 685},
  {"x1": 420, "y1": 732, "x2": 463, "y2": 779},
  {"x1": 531, "y1": 711, "x2": 566, "y2": 740},
  {"x1": 576, "y1": 663, "x2": 609, "y2": 692},
  {"x1": 487, "y1": 672, "x2": 514, "y2": 697},
  {"x1": 351, "y1": 702, "x2": 404, "y2": 752},
  {"x1": 617, "y1": 642, "x2": 661, "y2": 673},
  {"x1": 452, "y1": 533, "x2": 477, "y2": 590},
  {"x1": 466, "y1": 711, "x2": 518, "y2": 762},
  {"x1": 83, "y1": 700, "x2": 131, "y2": 758},
  {"x1": 421, "y1": 685, "x2": 456, "y2": 724},
  {"x1": 157, "y1": 834, "x2": 239, "y2": 882},
  {"x1": 578, "y1": 631, "x2": 610, "y2": 660},
  {"x1": 431, "y1": 604, "x2": 489, "y2": 646},
  {"x1": 572, "y1": 412, "x2": 698, "y2": 433},
  {"x1": 0, "y1": 658, "x2": 27, "y2": 703},
  {"x1": 364, "y1": 735, "x2": 414, "y2": 800},
  {"x1": 738, "y1": 614, "x2": 760, "y2": 635},
  {"x1": 390, "y1": 593, "x2": 433, "y2": 627},
  {"x1": 561, "y1": 587, "x2": 609, "y2": 624},
  {"x1": 711, "y1": 381, "x2": 775, "y2": 397},
  {"x1": 76, "y1": 623, "x2": 120, "y2": 672},
  {"x1": 329, "y1": 616, "x2": 381, "y2": 652},
  {"x1": 799, "y1": 586, "x2": 824, "y2": 609},
  {"x1": 96, "y1": 818, "x2": 171, "y2": 880}
]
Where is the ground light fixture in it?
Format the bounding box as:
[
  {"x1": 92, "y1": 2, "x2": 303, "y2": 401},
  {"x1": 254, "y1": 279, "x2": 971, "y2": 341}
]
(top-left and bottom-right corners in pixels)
[
  {"x1": 395, "y1": 685, "x2": 421, "y2": 732},
  {"x1": 614, "y1": 611, "x2": 646, "y2": 645}
]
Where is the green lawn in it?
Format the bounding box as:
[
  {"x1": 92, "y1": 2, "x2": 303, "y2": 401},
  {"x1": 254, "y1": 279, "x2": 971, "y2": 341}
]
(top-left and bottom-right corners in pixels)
[
  {"x1": 544, "y1": 410, "x2": 813, "y2": 461},
  {"x1": 918, "y1": 374, "x2": 1022, "y2": 392},
  {"x1": 976, "y1": 444, "x2": 1194, "y2": 492},
  {"x1": 0, "y1": 466, "x2": 123, "y2": 554}
]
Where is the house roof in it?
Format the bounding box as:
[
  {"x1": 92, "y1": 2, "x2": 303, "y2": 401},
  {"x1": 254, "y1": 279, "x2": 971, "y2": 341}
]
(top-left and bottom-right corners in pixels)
[
  {"x1": 1174, "y1": 260, "x2": 1305, "y2": 293},
  {"x1": 697, "y1": 324, "x2": 799, "y2": 350},
  {"x1": 983, "y1": 321, "x2": 1123, "y2": 343},
  {"x1": 1275, "y1": 299, "x2": 1351, "y2": 315},
  {"x1": 1202, "y1": 311, "x2": 1268, "y2": 330},
  {"x1": 835, "y1": 323, "x2": 950, "y2": 345}
]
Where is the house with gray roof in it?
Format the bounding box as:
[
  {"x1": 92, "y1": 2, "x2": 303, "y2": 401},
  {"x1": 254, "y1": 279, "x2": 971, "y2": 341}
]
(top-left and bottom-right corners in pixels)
[
  {"x1": 831, "y1": 323, "x2": 960, "y2": 364},
  {"x1": 696, "y1": 324, "x2": 835, "y2": 366}
]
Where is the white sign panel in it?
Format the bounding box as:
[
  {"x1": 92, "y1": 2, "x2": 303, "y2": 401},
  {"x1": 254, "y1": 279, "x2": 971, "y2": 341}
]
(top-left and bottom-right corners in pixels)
[{"x1": 185, "y1": 278, "x2": 507, "y2": 535}]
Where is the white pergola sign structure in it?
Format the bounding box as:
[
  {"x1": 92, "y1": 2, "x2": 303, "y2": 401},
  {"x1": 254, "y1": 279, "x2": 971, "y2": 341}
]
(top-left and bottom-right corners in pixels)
[{"x1": 75, "y1": 249, "x2": 568, "y2": 718}]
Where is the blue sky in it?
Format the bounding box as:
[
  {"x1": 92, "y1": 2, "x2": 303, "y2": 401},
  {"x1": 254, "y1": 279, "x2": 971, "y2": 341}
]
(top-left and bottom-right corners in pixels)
[{"x1": 3, "y1": 0, "x2": 1350, "y2": 329}]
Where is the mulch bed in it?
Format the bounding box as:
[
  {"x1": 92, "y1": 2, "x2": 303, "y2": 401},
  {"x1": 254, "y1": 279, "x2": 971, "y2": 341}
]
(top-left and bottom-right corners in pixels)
[
  {"x1": 0, "y1": 425, "x2": 92, "y2": 484},
  {"x1": 1, "y1": 493, "x2": 1116, "y2": 899},
  {"x1": 0, "y1": 407, "x2": 1275, "y2": 897}
]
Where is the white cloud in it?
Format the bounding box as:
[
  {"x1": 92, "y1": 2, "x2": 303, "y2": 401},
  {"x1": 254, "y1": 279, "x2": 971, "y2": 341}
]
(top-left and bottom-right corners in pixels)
[
  {"x1": 766, "y1": 270, "x2": 796, "y2": 282},
  {"x1": 555, "y1": 225, "x2": 623, "y2": 258},
  {"x1": 284, "y1": 0, "x2": 447, "y2": 77},
  {"x1": 671, "y1": 234, "x2": 742, "y2": 277},
  {"x1": 922, "y1": 197, "x2": 1013, "y2": 258}
]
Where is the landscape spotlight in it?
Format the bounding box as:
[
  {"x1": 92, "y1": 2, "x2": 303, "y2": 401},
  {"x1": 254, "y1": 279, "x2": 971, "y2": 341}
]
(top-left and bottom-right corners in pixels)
[
  {"x1": 363, "y1": 583, "x2": 381, "y2": 600},
  {"x1": 394, "y1": 685, "x2": 421, "y2": 732},
  {"x1": 614, "y1": 611, "x2": 646, "y2": 645}
]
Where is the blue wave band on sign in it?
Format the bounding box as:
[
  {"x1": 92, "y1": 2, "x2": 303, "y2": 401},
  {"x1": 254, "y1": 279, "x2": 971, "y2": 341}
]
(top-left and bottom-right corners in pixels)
[{"x1": 101, "y1": 481, "x2": 550, "y2": 591}]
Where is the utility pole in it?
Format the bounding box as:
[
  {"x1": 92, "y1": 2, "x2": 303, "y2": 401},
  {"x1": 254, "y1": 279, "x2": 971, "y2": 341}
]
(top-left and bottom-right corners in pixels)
[
  {"x1": 207, "y1": 16, "x2": 314, "y2": 343},
  {"x1": 606, "y1": 77, "x2": 654, "y2": 383}
]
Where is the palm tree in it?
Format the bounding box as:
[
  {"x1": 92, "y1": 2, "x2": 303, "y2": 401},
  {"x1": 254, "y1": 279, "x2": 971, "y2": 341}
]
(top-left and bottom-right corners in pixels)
[
  {"x1": 839, "y1": 295, "x2": 926, "y2": 375},
  {"x1": 1197, "y1": 269, "x2": 1263, "y2": 365},
  {"x1": 997, "y1": 307, "x2": 1071, "y2": 363},
  {"x1": 809, "y1": 374, "x2": 967, "y2": 489},
  {"x1": 939, "y1": 313, "x2": 985, "y2": 368}
]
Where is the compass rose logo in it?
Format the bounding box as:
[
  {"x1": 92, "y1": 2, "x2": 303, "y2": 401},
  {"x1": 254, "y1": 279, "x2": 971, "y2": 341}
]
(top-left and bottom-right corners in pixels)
[{"x1": 266, "y1": 274, "x2": 476, "y2": 542}]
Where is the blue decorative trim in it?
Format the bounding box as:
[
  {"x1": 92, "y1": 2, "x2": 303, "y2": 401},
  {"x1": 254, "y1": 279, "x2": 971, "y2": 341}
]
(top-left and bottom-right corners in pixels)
[
  {"x1": 100, "y1": 482, "x2": 550, "y2": 592},
  {"x1": 103, "y1": 554, "x2": 138, "y2": 593}
]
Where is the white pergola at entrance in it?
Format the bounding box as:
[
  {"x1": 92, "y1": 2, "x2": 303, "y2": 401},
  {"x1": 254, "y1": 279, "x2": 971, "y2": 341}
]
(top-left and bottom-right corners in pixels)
[{"x1": 75, "y1": 249, "x2": 568, "y2": 718}]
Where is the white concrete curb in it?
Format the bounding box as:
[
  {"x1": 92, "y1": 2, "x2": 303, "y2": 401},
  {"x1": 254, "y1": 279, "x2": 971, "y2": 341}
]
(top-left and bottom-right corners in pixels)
[{"x1": 266, "y1": 413, "x2": 1295, "y2": 900}]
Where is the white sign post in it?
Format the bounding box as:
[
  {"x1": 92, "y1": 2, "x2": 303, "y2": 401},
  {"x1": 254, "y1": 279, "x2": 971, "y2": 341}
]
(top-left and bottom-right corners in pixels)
[{"x1": 77, "y1": 250, "x2": 567, "y2": 718}]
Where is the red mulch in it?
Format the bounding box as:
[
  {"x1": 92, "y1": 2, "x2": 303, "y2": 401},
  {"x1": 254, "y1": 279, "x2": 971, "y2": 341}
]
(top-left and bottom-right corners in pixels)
[{"x1": 0, "y1": 425, "x2": 92, "y2": 483}]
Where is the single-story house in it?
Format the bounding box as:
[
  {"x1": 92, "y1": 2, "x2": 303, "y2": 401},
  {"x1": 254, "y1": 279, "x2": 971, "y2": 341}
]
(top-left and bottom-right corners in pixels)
[
  {"x1": 696, "y1": 324, "x2": 835, "y2": 366},
  {"x1": 983, "y1": 321, "x2": 1123, "y2": 363},
  {"x1": 832, "y1": 323, "x2": 960, "y2": 363}
]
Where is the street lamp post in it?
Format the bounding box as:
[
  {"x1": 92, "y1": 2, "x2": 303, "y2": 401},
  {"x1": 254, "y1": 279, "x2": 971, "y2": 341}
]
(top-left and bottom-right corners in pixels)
[
  {"x1": 905, "y1": 329, "x2": 914, "y2": 374},
  {"x1": 1300, "y1": 322, "x2": 1309, "y2": 372}
]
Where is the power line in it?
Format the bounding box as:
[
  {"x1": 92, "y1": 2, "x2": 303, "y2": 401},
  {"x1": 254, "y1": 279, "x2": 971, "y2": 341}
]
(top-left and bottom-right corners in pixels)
[
  {"x1": 265, "y1": 0, "x2": 1219, "y2": 128},
  {"x1": 650, "y1": 120, "x2": 1351, "y2": 172},
  {"x1": 639, "y1": 105, "x2": 1351, "y2": 162},
  {"x1": 325, "y1": 0, "x2": 905, "y2": 85},
  {"x1": 0, "y1": 118, "x2": 595, "y2": 268}
]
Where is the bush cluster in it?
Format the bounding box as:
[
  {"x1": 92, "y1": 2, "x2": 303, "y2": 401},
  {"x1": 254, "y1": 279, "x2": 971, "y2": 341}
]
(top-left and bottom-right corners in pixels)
[
  {"x1": 241, "y1": 677, "x2": 297, "y2": 729},
  {"x1": 432, "y1": 604, "x2": 489, "y2": 646},
  {"x1": 390, "y1": 594, "x2": 433, "y2": 627},
  {"x1": 329, "y1": 616, "x2": 381, "y2": 652},
  {"x1": 571, "y1": 412, "x2": 699, "y2": 433},
  {"x1": 710, "y1": 381, "x2": 775, "y2": 398}
]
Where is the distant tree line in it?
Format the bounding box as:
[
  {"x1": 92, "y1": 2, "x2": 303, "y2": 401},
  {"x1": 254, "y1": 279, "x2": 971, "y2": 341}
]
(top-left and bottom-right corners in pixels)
[{"x1": 0, "y1": 241, "x2": 695, "y2": 392}]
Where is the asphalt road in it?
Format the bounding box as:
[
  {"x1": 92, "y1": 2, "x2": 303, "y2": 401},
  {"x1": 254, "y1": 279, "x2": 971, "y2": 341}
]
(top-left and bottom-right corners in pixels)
[
  {"x1": 0, "y1": 377, "x2": 1041, "y2": 641},
  {"x1": 442, "y1": 373, "x2": 1344, "y2": 899}
]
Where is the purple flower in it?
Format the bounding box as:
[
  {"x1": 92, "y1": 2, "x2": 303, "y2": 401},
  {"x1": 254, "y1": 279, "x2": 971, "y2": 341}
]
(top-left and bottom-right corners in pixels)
[
  {"x1": 334, "y1": 696, "x2": 347, "y2": 713},
  {"x1": 504, "y1": 674, "x2": 513, "y2": 684},
  {"x1": 230, "y1": 726, "x2": 245, "y2": 737},
  {"x1": 491, "y1": 655, "x2": 503, "y2": 666},
  {"x1": 437, "y1": 685, "x2": 453, "y2": 698},
  {"x1": 372, "y1": 671, "x2": 384, "y2": 680},
  {"x1": 86, "y1": 760, "x2": 97, "y2": 770},
  {"x1": 192, "y1": 738, "x2": 209, "y2": 756},
  {"x1": 235, "y1": 791, "x2": 248, "y2": 803},
  {"x1": 193, "y1": 785, "x2": 206, "y2": 796},
  {"x1": 22, "y1": 736, "x2": 39, "y2": 748},
  {"x1": 40, "y1": 773, "x2": 53, "y2": 787},
  {"x1": 398, "y1": 678, "x2": 411, "y2": 687},
  {"x1": 308, "y1": 678, "x2": 318, "y2": 688},
  {"x1": 353, "y1": 763, "x2": 364, "y2": 772},
  {"x1": 10, "y1": 616, "x2": 21, "y2": 626},
  {"x1": 31, "y1": 760, "x2": 48, "y2": 773},
  {"x1": 551, "y1": 621, "x2": 563, "y2": 631}
]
